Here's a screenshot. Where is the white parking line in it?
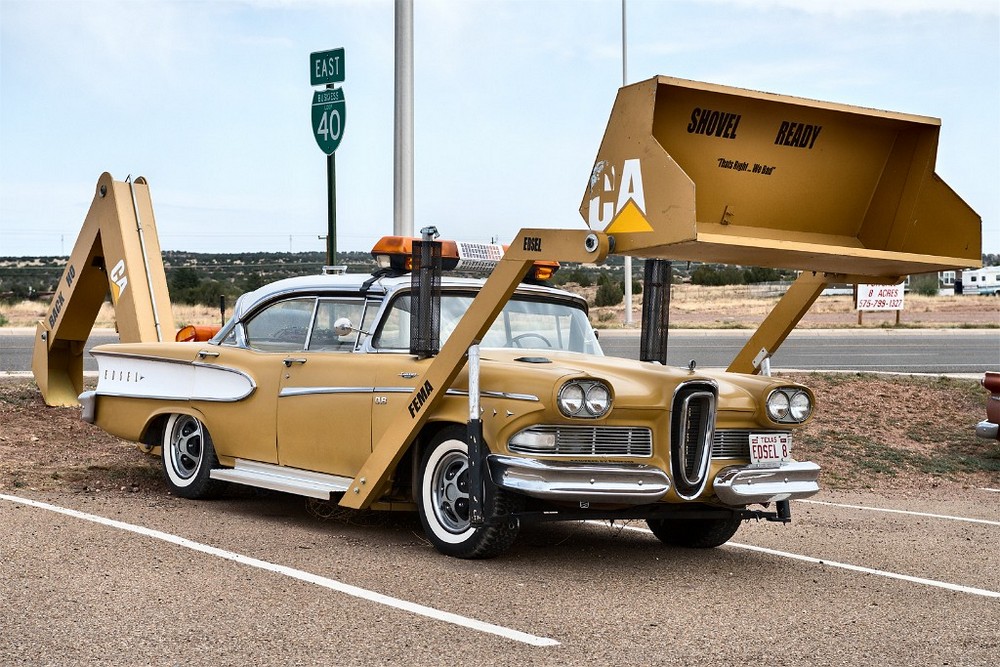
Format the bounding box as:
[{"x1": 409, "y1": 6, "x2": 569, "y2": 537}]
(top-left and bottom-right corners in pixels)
[
  {"x1": 796, "y1": 499, "x2": 1000, "y2": 526},
  {"x1": 0, "y1": 494, "x2": 559, "y2": 647},
  {"x1": 588, "y1": 521, "x2": 1000, "y2": 599},
  {"x1": 979, "y1": 488, "x2": 1000, "y2": 493}
]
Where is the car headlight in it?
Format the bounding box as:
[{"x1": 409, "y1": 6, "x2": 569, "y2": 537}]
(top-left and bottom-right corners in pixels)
[
  {"x1": 766, "y1": 387, "x2": 812, "y2": 424},
  {"x1": 558, "y1": 380, "x2": 612, "y2": 418}
]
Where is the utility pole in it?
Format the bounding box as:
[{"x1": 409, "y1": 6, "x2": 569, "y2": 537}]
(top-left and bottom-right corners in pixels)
[
  {"x1": 394, "y1": 0, "x2": 414, "y2": 237},
  {"x1": 622, "y1": 0, "x2": 634, "y2": 325}
]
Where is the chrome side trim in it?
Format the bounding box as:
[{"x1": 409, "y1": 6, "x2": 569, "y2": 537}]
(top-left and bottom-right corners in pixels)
[
  {"x1": 487, "y1": 454, "x2": 671, "y2": 504},
  {"x1": 713, "y1": 461, "x2": 821, "y2": 505},
  {"x1": 209, "y1": 459, "x2": 353, "y2": 500},
  {"x1": 79, "y1": 391, "x2": 97, "y2": 423},
  {"x1": 279, "y1": 386, "x2": 377, "y2": 398},
  {"x1": 976, "y1": 420, "x2": 999, "y2": 440},
  {"x1": 446, "y1": 389, "x2": 539, "y2": 402},
  {"x1": 275, "y1": 386, "x2": 540, "y2": 400}
]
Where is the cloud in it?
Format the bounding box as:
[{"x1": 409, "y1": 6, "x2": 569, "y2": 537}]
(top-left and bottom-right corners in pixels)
[{"x1": 690, "y1": 0, "x2": 998, "y2": 17}]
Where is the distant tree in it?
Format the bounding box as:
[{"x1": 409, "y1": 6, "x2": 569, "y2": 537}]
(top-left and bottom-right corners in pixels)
[
  {"x1": 742, "y1": 266, "x2": 781, "y2": 283},
  {"x1": 691, "y1": 264, "x2": 747, "y2": 286},
  {"x1": 170, "y1": 267, "x2": 201, "y2": 290}
]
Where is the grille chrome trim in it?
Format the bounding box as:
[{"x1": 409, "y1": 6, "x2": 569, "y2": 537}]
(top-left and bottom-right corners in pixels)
[
  {"x1": 671, "y1": 381, "x2": 717, "y2": 500},
  {"x1": 508, "y1": 425, "x2": 653, "y2": 457}
]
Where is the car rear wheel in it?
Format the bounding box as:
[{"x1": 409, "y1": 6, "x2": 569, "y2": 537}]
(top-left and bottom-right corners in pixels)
[
  {"x1": 646, "y1": 514, "x2": 741, "y2": 548},
  {"x1": 162, "y1": 414, "x2": 224, "y2": 499},
  {"x1": 417, "y1": 426, "x2": 521, "y2": 559}
]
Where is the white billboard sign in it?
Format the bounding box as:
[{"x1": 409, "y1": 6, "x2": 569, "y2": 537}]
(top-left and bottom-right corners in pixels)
[{"x1": 856, "y1": 283, "x2": 905, "y2": 311}]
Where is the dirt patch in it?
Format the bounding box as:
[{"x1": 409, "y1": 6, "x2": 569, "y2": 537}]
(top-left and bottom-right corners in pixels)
[
  {"x1": 0, "y1": 378, "x2": 161, "y2": 496},
  {"x1": 786, "y1": 372, "x2": 999, "y2": 493},
  {"x1": 1, "y1": 374, "x2": 996, "y2": 499},
  {"x1": 586, "y1": 284, "x2": 1000, "y2": 329}
]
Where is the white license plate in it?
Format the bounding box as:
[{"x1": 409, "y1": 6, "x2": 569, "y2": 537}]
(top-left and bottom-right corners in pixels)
[{"x1": 749, "y1": 433, "x2": 791, "y2": 466}]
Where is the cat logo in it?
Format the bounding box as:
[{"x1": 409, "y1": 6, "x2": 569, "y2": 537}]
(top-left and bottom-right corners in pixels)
[
  {"x1": 586, "y1": 158, "x2": 653, "y2": 234},
  {"x1": 109, "y1": 259, "x2": 129, "y2": 304}
]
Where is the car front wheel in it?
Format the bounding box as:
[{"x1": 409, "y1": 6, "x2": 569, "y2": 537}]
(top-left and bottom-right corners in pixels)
[
  {"x1": 161, "y1": 413, "x2": 223, "y2": 499},
  {"x1": 417, "y1": 426, "x2": 521, "y2": 559},
  {"x1": 646, "y1": 514, "x2": 742, "y2": 548}
]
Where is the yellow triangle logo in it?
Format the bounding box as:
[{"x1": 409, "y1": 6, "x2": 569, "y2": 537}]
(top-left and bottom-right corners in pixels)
[{"x1": 605, "y1": 198, "x2": 654, "y2": 234}]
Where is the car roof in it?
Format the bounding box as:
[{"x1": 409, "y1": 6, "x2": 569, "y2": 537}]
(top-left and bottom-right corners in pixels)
[{"x1": 233, "y1": 272, "x2": 587, "y2": 320}]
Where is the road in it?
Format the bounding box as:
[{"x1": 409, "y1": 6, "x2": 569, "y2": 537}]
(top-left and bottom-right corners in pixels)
[
  {"x1": 1, "y1": 487, "x2": 997, "y2": 665},
  {"x1": 598, "y1": 329, "x2": 998, "y2": 375},
  {"x1": 4, "y1": 329, "x2": 995, "y2": 375}
]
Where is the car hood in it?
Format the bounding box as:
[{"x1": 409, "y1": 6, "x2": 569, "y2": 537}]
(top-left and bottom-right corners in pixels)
[{"x1": 475, "y1": 349, "x2": 793, "y2": 413}]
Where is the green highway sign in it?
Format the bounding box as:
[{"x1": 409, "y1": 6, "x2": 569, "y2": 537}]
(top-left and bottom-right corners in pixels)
[
  {"x1": 312, "y1": 88, "x2": 346, "y2": 155},
  {"x1": 310, "y1": 48, "x2": 345, "y2": 86}
]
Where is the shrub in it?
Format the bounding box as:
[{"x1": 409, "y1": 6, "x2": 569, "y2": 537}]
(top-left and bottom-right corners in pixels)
[
  {"x1": 910, "y1": 273, "x2": 940, "y2": 297},
  {"x1": 595, "y1": 280, "x2": 624, "y2": 307}
]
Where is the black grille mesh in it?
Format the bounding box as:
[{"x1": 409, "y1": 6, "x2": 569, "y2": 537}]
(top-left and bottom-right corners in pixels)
[
  {"x1": 410, "y1": 240, "x2": 442, "y2": 359},
  {"x1": 640, "y1": 259, "x2": 672, "y2": 364}
]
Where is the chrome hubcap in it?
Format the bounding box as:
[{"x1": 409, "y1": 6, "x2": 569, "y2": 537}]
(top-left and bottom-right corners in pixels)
[
  {"x1": 433, "y1": 450, "x2": 470, "y2": 533},
  {"x1": 170, "y1": 416, "x2": 203, "y2": 480}
]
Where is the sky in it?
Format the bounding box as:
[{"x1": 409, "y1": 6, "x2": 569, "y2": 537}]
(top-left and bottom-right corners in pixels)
[{"x1": 1, "y1": 0, "x2": 998, "y2": 260}]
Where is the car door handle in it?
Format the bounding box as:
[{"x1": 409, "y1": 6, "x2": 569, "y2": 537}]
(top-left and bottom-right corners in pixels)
[
  {"x1": 197, "y1": 350, "x2": 220, "y2": 358},
  {"x1": 283, "y1": 358, "x2": 307, "y2": 367}
]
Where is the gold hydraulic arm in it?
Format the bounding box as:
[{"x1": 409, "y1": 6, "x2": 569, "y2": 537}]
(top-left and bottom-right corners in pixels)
[
  {"x1": 32, "y1": 173, "x2": 174, "y2": 406},
  {"x1": 340, "y1": 229, "x2": 610, "y2": 510}
]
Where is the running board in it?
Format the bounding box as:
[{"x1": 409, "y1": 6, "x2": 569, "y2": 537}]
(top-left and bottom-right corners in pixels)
[{"x1": 210, "y1": 459, "x2": 353, "y2": 500}]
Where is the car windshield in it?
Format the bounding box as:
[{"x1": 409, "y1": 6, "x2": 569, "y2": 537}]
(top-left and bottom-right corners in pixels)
[{"x1": 374, "y1": 292, "x2": 602, "y2": 355}]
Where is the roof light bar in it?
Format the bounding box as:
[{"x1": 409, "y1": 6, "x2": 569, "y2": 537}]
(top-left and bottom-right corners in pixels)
[{"x1": 370, "y1": 235, "x2": 559, "y2": 282}]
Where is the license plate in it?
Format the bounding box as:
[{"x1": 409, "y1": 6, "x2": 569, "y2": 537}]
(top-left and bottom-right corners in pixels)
[{"x1": 749, "y1": 433, "x2": 791, "y2": 466}]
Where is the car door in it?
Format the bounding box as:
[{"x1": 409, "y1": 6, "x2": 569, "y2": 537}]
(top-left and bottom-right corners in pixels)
[
  {"x1": 276, "y1": 297, "x2": 376, "y2": 477},
  {"x1": 207, "y1": 296, "x2": 319, "y2": 465}
]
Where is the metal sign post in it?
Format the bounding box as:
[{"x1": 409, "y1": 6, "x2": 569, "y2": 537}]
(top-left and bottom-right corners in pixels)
[{"x1": 310, "y1": 48, "x2": 346, "y2": 266}]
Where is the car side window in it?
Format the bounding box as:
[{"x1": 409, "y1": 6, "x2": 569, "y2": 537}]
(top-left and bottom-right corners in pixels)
[
  {"x1": 244, "y1": 298, "x2": 315, "y2": 352},
  {"x1": 309, "y1": 299, "x2": 365, "y2": 351}
]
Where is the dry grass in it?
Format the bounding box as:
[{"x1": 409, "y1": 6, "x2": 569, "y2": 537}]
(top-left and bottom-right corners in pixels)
[
  {"x1": 1, "y1": 301, "x2": 224, "y2": 329},
  {"x1": 3, "y1": 286, "x2": 998, "y2": 330},
  {"x1": 585, "y1": 284, "x2": 1000, "y2": 329}
]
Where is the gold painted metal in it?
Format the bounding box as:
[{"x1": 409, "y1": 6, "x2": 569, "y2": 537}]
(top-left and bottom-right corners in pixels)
[
  {"x1": 340, "y1": 229, "x2": 609, "y2": 509},
  {"x1": 727, "y1": 272, "x2": 830, "y2": 374},
  {"x1": 580, "y1": 76, "x2": 981, "y2": 277},
  {"x1": 32, "y1": 173, "x2": 175, "y2": 406}
]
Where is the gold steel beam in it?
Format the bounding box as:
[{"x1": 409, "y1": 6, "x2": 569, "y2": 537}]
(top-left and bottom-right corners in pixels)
[
  {"x1": 32, "y1": 173, "x2": 175, "y2": 406},
  {"x1": 340, "y1": 229, "x2": 609, "y2": 509}
]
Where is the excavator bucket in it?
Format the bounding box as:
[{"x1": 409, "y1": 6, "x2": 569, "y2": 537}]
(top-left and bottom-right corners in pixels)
[{"x1": 580, "y1": 76, "x2": 981, "y2": 277}]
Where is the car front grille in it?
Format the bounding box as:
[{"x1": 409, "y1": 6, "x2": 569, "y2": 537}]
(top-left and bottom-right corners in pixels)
[
  {"x1": 508, "y1": 425, "x2": 653, "y2": 457},
  {"x1": 671, "y1": 382, "x2": 717, "y2": 499},
  {"x1": 712, "y1": 430, "x2": 793, "y2": 459}
]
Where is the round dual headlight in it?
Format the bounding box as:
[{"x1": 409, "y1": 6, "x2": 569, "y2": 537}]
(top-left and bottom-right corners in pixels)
[
  {"x1": 766, "y1": 388, "x2": 812, "y2": 424},
  {"x1": 558, "y1": 380, "x2": 612, "y2": 418}
]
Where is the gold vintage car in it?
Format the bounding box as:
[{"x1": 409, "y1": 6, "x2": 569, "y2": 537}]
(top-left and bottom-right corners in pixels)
[{"x1": 81, "y1": 238, "x2": 820, "y2": 558}]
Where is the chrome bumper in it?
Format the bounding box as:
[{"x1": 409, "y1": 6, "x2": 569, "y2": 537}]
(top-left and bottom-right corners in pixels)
[
  {"x1": 976, "y1": 420, "x2": 999, "y2": 440},
  {"x1": 79, "y1": 390, "x2": 97, "y2": 424},
  {"x1": 713, "y1": 461, "x2": 821, "y2": 506},
  {"x1": 487, "y1": 455, "x2": 671, "y2": 504}
]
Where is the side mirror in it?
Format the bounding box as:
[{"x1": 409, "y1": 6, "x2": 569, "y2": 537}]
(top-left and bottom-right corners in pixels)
[{"x1": 333, "y1": 317, "x2": 355, "y2": 337}]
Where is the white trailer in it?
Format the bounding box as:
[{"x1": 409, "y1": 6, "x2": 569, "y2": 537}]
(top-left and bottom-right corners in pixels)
[{"x1": 960, "y1": 267, "x2": 1000, "y2": 295}]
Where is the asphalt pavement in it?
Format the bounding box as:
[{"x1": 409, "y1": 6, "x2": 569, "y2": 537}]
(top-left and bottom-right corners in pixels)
[{"x1": 3, "y1": 327, "x2": 996, "y2": 376}]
